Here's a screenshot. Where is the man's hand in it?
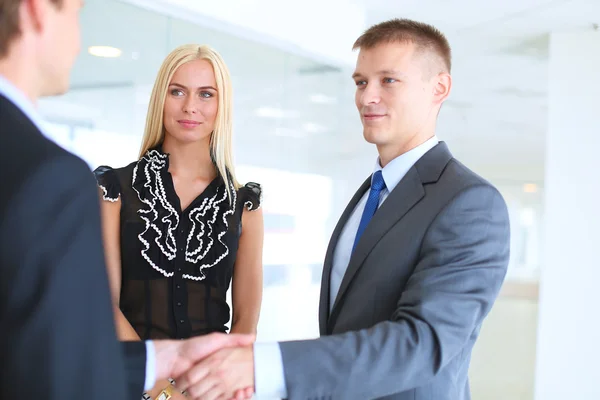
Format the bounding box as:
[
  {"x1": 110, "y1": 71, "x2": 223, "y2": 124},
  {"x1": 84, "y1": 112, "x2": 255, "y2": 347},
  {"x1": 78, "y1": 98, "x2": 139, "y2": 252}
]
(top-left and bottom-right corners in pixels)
[
  {"x1": 176, "y1": 345, "x2": 255, "y2": 400},
  {"x1": 152, "y1": 333, "x2": 255, "y2": 383}
]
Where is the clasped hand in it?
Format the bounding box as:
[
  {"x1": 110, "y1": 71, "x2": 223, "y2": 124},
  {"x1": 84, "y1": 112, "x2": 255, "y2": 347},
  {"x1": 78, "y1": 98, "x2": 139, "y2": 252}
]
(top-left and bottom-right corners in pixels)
[{"x1": 152, "y1": 333, "x2": 256, "y2": 400}]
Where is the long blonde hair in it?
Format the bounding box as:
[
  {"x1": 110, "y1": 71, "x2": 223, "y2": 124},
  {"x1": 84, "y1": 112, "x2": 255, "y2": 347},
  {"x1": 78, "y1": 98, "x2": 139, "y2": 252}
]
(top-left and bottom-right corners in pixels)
[{"x1": 138, "y1": 44, "x2": 240, "y2": 200}]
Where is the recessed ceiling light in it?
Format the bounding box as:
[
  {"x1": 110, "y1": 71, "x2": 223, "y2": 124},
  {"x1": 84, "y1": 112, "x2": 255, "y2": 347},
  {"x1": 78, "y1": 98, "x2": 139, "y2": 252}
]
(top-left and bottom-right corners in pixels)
[
  {"x1": 88, "y1": 45, "x2": 122, "y2": 58},
  {"x1": 523, "y1": 183, "x2": 538, "y2": 193}
]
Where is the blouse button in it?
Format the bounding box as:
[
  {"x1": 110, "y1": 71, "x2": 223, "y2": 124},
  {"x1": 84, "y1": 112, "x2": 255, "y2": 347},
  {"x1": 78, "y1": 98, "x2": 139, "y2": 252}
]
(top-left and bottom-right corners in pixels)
[{"x1": 176, "y1": 284, "x2": 181, "y2": 289}]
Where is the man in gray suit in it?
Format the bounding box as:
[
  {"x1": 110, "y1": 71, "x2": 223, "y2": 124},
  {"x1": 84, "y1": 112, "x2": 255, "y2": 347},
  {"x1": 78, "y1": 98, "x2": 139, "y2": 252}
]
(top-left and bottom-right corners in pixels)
[{"x1": 178, "y1": 18, "x2": 510, "y2": 400}]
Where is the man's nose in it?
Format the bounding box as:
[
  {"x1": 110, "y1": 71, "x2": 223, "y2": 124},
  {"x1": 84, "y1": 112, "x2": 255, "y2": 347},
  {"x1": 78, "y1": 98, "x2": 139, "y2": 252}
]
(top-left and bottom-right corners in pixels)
[{"x1": 360, "y1": 84, "x2": 381, "y2": 105}]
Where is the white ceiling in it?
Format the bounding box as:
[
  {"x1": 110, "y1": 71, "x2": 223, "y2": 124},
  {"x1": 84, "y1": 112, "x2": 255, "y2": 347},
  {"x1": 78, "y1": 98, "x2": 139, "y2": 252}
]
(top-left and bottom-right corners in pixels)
[{"x1": 39, "y1": 0, "x2": 600, "y2": 187}]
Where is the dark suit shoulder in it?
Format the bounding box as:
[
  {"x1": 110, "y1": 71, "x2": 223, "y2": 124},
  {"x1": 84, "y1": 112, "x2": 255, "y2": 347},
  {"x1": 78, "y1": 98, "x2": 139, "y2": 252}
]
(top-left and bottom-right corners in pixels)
[{"x1": 0, "y1": 97, "x2": 93, "y2": 216}]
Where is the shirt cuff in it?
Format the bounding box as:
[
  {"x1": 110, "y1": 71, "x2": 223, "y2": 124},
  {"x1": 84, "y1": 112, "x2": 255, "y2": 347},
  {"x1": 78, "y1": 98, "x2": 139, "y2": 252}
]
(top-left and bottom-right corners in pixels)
[
  {"x1": 144, "y1": 340, "x2": 156, "y2": 391},
  {"x1": 253, "y1": 342, "x2": 287, "y2": 399}
]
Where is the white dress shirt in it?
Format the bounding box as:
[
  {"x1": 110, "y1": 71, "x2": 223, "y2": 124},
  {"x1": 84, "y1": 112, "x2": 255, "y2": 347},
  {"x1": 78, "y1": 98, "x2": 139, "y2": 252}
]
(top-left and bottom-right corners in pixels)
[
  {"x1": 253, "y1": 136, "x2": 440, "y2": 398},
  {"x1": 0, "y1": 74, "x2": 157, "y2": 391}
]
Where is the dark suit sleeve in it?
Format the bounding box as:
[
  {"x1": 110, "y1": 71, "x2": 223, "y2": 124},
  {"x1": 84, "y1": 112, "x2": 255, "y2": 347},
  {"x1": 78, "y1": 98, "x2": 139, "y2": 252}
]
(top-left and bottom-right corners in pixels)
[
  {"x1": 122, "y1": 341, "x2": 148, "y2": 398},
  {"x1": 0, "y1": 153, "x2": 145, "y2": 399},
  {"x1": 278, "y1": 184, "x2": 511, "y2": 399}
]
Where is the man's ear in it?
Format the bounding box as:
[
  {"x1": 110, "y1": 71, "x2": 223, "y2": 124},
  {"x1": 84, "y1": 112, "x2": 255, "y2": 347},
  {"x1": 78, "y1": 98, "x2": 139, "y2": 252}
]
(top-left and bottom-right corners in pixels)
[
  {"x1": 22, "y1": 0, "x2": 51, "y2": 33},
  {"x1": 432, "y1": 72, "x2": 452, "y2": 105}
]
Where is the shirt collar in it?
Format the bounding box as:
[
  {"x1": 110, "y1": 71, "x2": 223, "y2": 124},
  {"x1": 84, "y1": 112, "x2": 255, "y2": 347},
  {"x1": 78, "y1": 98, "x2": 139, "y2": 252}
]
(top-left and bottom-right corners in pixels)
[
  {"x1": 0, "y1": 74, "x2": 47, "y2": 135},
  {"x1": 374, "y1": 135, "x2": 440, "y2": 192}
]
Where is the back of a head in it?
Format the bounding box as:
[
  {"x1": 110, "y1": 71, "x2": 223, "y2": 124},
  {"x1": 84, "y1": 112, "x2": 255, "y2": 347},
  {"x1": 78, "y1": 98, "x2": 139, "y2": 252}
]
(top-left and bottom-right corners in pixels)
[
  {"x1": 1, "y1": 0, "x2": 80, "y2": 99},
  {"x1": 0, "y1": 0, "x2": 25, "y2": 59},
  {"x1": 0, "y1": 0, "x2": 64, "y2": 59},
  {"x1": 353, "y1": 18, "x2": 452, "y2": 74}
]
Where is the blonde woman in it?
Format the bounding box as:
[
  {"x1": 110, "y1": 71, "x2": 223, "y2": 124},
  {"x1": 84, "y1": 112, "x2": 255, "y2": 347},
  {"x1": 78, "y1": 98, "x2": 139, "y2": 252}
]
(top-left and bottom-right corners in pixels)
[{"x1": 93, "y1": 44, "x2": 263, "y2": 399}]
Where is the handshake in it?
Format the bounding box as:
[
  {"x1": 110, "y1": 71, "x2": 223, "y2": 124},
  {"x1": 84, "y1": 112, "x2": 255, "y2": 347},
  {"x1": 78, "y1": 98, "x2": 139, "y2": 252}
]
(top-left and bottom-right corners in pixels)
[{"x1": 148, "y1": 333, "x2": 257, "y2": 400}]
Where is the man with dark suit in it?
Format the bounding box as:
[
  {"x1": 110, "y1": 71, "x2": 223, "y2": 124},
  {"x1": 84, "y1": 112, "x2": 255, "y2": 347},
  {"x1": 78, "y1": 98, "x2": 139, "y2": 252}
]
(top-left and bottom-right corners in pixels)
[
  {"x1": 0, "y1": 0, "x2": 253, "y2": 399},
  {"x1": 178, "y1": 19, "x2": 511, "y2": 400}
]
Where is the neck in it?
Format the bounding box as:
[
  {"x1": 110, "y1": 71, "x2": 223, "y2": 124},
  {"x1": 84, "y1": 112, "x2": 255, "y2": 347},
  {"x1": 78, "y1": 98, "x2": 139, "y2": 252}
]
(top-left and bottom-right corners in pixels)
[
  {"x1": 0, "y1": 46, "x2": 40, "y2": 104},
  {"x1": 377, "y1": 126, "x2": 436, "y2": 167},
  {"x1": 162, "y1": 135, "x2": 216, "y2": 180}
]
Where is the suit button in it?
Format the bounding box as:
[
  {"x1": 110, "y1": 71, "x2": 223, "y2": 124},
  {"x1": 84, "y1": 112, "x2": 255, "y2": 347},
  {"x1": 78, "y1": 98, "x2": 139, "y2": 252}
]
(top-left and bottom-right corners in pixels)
[
  {"x1": 176, "y1": 285, "x2": 181, "y2": 289},
  {"x1": 177, "y1": 302, "x2": 182, "y2": 307},
  {"x1": 180, "y1": 319, "x2": 185, "y2": 324}
]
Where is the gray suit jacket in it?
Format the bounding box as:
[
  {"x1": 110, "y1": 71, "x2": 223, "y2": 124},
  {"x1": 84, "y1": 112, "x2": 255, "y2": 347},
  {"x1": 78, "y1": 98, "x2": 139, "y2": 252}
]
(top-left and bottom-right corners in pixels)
[{"x1": 279, "y1": 142, "x2": 510, "y2": 400}]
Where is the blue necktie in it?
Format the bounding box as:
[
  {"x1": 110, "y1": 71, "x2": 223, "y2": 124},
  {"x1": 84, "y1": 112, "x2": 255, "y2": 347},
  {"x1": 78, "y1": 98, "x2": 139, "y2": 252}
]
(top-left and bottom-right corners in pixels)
[{"x1": 352, "y1": 170, "x2": 386, "y2": 252}]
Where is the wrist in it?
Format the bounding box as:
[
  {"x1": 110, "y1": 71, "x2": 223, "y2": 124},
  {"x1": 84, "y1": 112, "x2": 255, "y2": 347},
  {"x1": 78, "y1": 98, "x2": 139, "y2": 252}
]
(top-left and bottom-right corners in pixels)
[{"x1": 152, "y1": 340, "x2": 180, "y2": 381}]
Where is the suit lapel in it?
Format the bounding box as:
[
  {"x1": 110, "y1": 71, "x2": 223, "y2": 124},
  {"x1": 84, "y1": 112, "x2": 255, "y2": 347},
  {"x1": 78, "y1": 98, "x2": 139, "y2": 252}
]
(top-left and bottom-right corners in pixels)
[
  {"x1": 327, "y1": 167, "x2": 425, "y2": 330},
  {"x1": 319, "y1": 177, "x2": 371, "y2": 333}
]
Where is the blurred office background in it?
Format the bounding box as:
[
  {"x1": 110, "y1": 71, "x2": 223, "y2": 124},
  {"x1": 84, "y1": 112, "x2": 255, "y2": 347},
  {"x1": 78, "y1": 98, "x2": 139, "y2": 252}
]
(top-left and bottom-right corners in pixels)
[{"x1": 40, "y1": 0, "x2": 600, "y2": 398}]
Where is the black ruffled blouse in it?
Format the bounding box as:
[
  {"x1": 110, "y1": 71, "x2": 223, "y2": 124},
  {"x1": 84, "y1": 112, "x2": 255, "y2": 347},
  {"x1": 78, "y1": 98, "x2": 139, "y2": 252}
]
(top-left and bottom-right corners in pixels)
[{"x1": 93, "y1": 147, "x2": 261, "y2": 340}]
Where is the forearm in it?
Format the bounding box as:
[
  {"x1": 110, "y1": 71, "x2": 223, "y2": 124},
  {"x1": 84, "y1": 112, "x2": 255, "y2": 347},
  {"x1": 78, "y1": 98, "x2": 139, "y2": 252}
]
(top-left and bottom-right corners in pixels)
[
  {"x1": 114, "y1": 307, "x2": 141, "y2": 341},
  {"x1": 279, "y1": 320, "x2": 439, "y2": 399},
  {"x1": 230, "y1": 317, "x2": 258, "y2": 335},
  {"x1": 231, "y1": 206, "x2": 263, "y2": 337}
]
